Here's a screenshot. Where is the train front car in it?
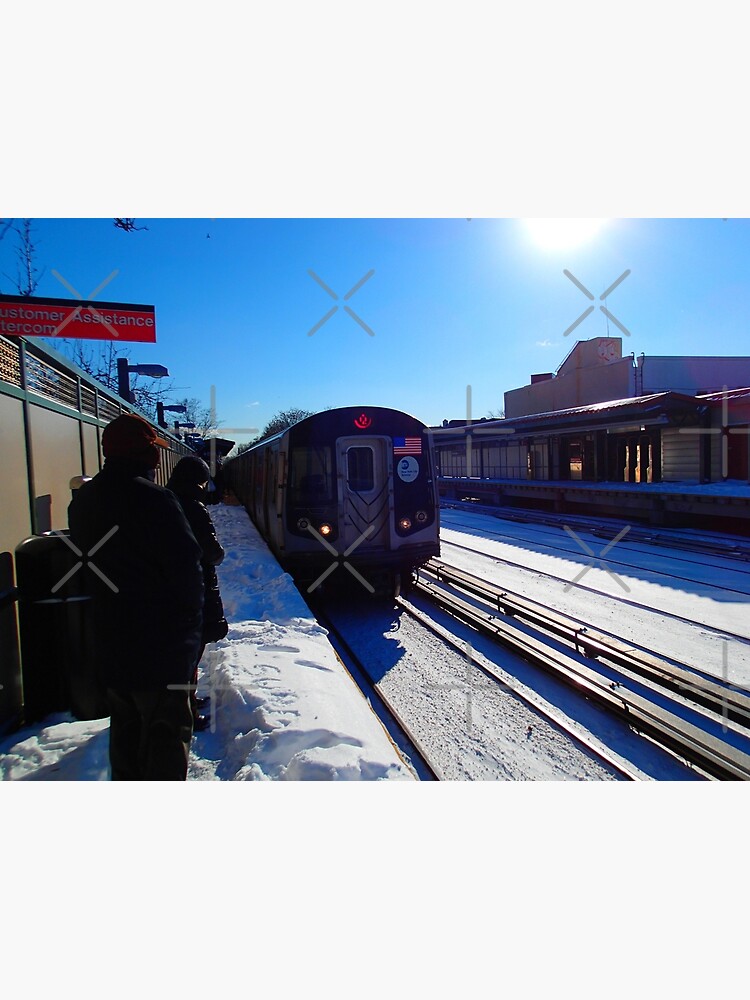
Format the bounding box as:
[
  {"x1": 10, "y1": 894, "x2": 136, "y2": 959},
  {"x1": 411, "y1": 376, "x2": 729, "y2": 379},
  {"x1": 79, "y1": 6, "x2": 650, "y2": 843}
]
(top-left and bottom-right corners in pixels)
[
  {"x1": 285, "y1": 407, "x2": 440, "y2": 595},
  {"x1": 226, "y1": 406, "x2": 440, "y2": 597}
]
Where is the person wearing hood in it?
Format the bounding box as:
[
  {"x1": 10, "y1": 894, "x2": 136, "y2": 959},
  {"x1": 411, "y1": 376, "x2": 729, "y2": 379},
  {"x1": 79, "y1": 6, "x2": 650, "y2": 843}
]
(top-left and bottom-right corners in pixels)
[
  {"x1": 68, "y1": 414, "x2": 204, "y2": 780},
  {"x1": 166, "y1": 455, "x2": 229, "y2": 730}
]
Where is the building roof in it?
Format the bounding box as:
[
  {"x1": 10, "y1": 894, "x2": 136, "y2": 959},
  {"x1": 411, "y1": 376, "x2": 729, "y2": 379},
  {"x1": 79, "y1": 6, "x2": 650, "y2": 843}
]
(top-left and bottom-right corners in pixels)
[
  {"x1": 697, "y1": 387, "x2": 750, "y2": 402},
  {"x1": 432, "y1": 391, "x2": 701, "y2": 441}
]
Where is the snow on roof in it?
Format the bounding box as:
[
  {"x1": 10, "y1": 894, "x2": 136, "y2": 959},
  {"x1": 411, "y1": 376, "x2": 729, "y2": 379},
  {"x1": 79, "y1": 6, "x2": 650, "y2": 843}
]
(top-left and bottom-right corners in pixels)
[
  {"x1": 696, "y1": 387, "x2": 750, "y2": 402},
  {"x1": 434, "y1": 392, "x2": 697, "y2": 433}
]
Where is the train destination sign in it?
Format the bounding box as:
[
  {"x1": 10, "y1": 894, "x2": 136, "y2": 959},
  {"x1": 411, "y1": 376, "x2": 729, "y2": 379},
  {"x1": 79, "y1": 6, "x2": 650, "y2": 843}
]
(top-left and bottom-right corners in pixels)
[{"x1": 0, "y1": 293, "x2": 156, "y2": 343}]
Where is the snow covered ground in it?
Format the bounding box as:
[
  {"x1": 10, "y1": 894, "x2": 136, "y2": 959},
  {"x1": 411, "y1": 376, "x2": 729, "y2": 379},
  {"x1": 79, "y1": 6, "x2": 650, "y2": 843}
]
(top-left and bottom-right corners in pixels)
[
  {"x1": 450, "y1": 476, "x2": 750, "y2": 496},
  {"x1": 3, "y1": 501, "x2": 747, "y2": 998},
  {"x1": 331, "y1": 594, "x2": 699, "y2": 780},
  {"x1": 439, "y1": 509, "x2": 750, "y2": 689},
  {"x1": 0, "y1": 505, "x2": 414, "y2": 782},
  {"x1": 4, "y1": 502, "x2": 749, "y2": 781}
]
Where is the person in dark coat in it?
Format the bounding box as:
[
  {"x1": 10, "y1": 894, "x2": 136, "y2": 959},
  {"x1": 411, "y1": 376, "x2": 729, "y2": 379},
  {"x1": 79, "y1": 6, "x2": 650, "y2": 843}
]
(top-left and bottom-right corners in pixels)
[
  {"x1": 166, "y1": 455, "x2": 229, "y2": 730},
  {"x1": 68, "y1": 414, "x2": 204, "y2": 780}
]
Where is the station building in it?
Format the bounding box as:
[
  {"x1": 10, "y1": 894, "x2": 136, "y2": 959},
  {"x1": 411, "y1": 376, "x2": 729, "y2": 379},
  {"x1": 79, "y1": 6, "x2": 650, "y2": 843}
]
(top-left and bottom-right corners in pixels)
[
  {"x1": 435, "y1": 338, "x2": 750, "y2": 485},
  {"x1": 433, "y1": 338, "x2": 750, "y2": 531}
]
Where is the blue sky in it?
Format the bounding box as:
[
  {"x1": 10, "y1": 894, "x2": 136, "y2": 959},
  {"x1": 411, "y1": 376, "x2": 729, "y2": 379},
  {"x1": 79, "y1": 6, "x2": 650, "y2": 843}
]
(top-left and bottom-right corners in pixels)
[{"x1": 1, "y1": 217, "x2": 748, "y2": 443}]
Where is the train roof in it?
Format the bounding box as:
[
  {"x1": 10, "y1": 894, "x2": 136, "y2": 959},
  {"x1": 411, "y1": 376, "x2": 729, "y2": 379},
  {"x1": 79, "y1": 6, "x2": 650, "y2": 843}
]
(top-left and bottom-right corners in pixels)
[{"x1": 226, "y1": 405, "x2": 430, "y2": 458}]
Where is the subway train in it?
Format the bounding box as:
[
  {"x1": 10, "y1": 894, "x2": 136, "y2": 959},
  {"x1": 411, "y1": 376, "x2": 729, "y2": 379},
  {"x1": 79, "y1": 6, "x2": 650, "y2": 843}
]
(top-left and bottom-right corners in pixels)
[{"x1": 223, "y1": 406, "x2": 441, "y2": 595}]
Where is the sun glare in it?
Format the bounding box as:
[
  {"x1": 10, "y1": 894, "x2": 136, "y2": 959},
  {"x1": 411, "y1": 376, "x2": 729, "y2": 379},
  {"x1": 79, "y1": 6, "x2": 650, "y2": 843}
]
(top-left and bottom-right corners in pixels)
[{"x1": 524, "y1": 218, "x2": 608, "y2": 250}]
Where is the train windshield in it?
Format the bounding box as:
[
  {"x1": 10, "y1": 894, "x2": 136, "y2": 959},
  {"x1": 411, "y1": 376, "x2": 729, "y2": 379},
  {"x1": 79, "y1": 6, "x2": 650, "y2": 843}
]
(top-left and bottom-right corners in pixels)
[
  {"x1": 346, "y1": 446, "x2": 375, "y2": 492},
  {"x1": 289, "y1": 446, "x2": 334, "y2": 504}
]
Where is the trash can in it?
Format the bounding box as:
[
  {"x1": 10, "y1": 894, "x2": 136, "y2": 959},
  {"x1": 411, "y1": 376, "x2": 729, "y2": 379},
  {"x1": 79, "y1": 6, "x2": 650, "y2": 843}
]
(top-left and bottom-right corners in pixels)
[{"x1": 14, "y1": 531, "x2": 108, "y2": 725}]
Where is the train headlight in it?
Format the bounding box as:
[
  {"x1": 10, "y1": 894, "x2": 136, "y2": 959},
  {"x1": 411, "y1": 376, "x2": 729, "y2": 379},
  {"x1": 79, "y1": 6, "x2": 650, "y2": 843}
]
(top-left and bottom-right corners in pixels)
[
  {"x1": 319, "y1": 523, "x2": 333, "y2": 537},
  {"x1": 415, "y1": 510, "x2": 428, "y2": 523},
  {"x1": 398, "y1": 517, "x2": 412, "y2": 531}
]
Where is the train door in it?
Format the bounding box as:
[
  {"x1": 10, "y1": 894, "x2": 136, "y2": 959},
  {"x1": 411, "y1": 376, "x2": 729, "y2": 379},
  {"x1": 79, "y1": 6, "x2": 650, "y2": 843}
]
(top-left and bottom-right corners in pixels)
[
  {"x1": 336, "y1": 437, "x2": 391, "y2": 551},
  {"x1": 260, "y1": 447, "x2": 273, "y2": 536}
]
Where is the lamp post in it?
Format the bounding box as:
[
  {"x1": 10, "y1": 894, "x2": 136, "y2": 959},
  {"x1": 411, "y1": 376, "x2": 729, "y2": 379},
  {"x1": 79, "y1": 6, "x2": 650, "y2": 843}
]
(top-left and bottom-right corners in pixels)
[
  {"x1": 156, "y1": 402, "x2": 187, "y2": 429},
  {"x1": 117, "y1": 358, "x2": 169, "y2": 404},
  {"x1": 174, "y1": 421, "x2": 196, "y2": 441}
]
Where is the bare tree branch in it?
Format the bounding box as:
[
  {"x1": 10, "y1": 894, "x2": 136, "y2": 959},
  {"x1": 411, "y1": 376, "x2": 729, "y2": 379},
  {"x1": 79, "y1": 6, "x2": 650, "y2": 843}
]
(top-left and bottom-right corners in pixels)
[
  {"x1": 113, "y1": 218, "x2": 149, "y2": 233},
  {"x1": 55, "y1": 339, "x2": 178, "y2": 419},
  {"x1": 0, "y1": 218, "x2": 16, "y2": 243},
  {"x1": 8, "y1": 220, "x2": 45, "y2": 295}
]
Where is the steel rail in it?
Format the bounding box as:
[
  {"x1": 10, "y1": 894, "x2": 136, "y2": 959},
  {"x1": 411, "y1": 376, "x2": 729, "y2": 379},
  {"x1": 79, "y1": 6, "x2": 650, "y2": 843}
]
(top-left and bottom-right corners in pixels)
[
  {"x1": 423, "y1": 558, "x2": 750, "y2": 729},
  {"x1": 440, "y1": 499, "x2": 750, "y2": 562},
  {"x1": 414, "y1": 572, "x2": 750, "y2": 781},
  {"x1": 440, "y1": 512, "x2": 750, "y2": 594},
  {"x1": 318, "y1": 597, "x2": 640, "y2": 782},
  {"x1": 308, "y1": 601, "x2": 443, "y2": 781},
  {"x1": 437, "y1": 535, "x2": 750, "y2": 646},
  {"x1": 395, "y1": 596, "x2": 643, "y2": 781}
]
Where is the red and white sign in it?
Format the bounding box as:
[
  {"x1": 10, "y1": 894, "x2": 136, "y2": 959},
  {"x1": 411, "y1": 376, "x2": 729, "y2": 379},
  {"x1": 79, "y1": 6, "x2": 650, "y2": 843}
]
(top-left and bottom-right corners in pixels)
[{"x1": 0, "y1": 294, "x2": 156, "y2": 343}]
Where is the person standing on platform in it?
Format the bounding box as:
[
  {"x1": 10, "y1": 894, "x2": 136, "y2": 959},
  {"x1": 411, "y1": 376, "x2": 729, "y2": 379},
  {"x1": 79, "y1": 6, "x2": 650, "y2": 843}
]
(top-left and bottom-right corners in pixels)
[
  {"x1": 68, "y1": 414, "x2": 204, "y2": 780},
  {"x1": 166, "y1": 455, "x2": 229, "y2": 730},
  {"x1": 205, "y1": 456, "x2": 225, "y2": 505}
]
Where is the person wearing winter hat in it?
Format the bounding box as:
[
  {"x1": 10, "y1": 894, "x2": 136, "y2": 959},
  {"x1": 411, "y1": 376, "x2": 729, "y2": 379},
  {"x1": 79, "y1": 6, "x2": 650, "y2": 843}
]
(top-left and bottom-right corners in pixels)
[
  {"x1": 166, "y1": 455, "x2": 229, "y2": 731},
  {"x1": 68, "y1": 414, "x2": 204, "y2": 780},
  {"x1": 100, "y1": 412, "x2": 170, "y2": 470}
]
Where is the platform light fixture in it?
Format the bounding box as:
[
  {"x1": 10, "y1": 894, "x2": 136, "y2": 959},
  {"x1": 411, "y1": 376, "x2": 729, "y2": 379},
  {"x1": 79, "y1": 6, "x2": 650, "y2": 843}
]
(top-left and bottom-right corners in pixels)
[
  {"x1": 117, "y1": 357, "x2": 169, "y2": 403},
  {"x1": 156, "y1": 401, "x2": 187, "y2": 428},
  {"x1": 174, "y1": 421, "x2": 196, "y2": 441}
]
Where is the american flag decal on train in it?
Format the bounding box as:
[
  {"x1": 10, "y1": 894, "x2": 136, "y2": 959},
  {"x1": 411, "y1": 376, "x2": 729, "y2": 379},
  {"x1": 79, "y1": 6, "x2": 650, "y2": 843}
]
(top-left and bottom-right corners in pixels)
[{"x1": 393, "y1": 436, "x2": 422, "y2": 455}]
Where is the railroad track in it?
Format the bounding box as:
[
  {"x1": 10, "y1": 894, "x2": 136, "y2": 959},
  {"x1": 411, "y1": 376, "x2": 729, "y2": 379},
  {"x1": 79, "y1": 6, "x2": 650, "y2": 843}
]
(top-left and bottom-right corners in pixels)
[
  {"x1": 441, "y1": 500, "x2": 750, "y2": 563},
  {"x1": 440, "y1": 513, "x2": 750, "y2": 594},
  {"x1": 311, "y1": 594, "x2": 645, "y2": 782},
  {"x1": 415, "y1": 559, "x2": 750, "y2": 780},
  {"x1": 439, "y1": 534, "x2": 750, "y2": 645},
  {"x1": 307, "y1": 599, "x2": 442, "y2": 780}
]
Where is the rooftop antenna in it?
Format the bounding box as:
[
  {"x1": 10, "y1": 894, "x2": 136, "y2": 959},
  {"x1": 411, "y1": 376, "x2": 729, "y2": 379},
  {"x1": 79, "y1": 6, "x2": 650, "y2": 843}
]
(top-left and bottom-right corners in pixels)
[{"x1": 603, "y1": 289, "x2": 611, "y2": 336}]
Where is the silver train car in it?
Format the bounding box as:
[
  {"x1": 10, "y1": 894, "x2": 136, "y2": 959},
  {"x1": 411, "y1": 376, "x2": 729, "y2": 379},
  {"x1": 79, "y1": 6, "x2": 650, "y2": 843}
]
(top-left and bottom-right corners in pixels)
[{"x1": 224, "y1": 406, "x2": 440, "y2": 595}]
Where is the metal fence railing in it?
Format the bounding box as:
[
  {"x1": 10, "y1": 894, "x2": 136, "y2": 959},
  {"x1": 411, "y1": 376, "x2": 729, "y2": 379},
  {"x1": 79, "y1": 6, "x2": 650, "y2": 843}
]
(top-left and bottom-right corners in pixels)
[{"x1": 0, "y1": 334, "x2": 194, "y2": 735}]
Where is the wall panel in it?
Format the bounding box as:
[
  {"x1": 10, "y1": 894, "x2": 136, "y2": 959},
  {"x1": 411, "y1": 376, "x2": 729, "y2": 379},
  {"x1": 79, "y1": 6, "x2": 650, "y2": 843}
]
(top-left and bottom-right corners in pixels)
[
  {"x1": 0, "y1": 394, "x2": 32, "y2": 555},
  {"x1": 27, "y1": 404, "x2": 84, "y2": 534}
]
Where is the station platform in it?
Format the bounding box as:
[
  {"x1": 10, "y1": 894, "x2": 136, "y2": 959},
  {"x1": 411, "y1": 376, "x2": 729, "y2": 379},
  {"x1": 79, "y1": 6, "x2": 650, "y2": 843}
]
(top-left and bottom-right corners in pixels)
[
  {"x1": 0, "y1": 504, "x2": 415, "y2": 781},
  {"x1": 438, "y1": 476, "x2": 750, "y2": 534}
]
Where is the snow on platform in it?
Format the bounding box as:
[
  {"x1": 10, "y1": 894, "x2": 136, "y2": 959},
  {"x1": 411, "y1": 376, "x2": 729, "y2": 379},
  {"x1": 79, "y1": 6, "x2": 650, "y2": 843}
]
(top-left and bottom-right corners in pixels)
[
  {"x1": 445, "y1": 476, "x2": 750, "y2": 497},
  {"x1": 0, "y1": 504, "x2": 415, "y2": 781},
  {"x1": 189, "y1": 504, "x2": 414, "y2": 780}
]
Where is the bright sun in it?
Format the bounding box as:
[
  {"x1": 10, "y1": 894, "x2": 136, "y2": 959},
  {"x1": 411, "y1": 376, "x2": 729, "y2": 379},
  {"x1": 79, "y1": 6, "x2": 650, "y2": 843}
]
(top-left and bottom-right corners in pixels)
[{"x1": 524, "y1": 218, "x2": 607, "y2": 250}]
